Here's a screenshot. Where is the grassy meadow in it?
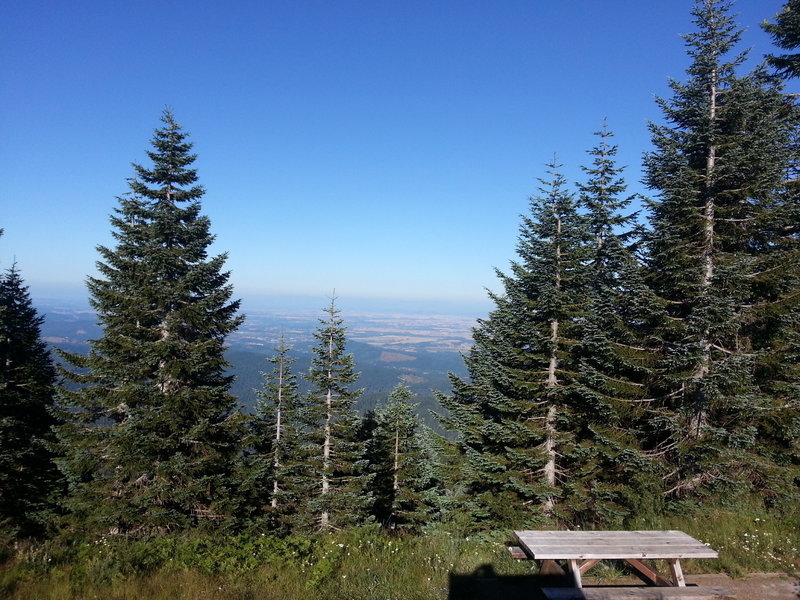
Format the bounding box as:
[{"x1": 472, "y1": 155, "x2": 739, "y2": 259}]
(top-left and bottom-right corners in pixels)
[{"x1": 1, "y1": 509, "x2": 797, "y2": 600}]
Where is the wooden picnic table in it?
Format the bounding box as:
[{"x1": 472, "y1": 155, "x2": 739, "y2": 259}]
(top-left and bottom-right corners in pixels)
[{"x1": 512, "y1": 530, "x2": 719, "y2": 590}]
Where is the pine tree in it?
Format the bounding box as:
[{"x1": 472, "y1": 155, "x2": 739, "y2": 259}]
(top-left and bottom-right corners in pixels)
[
  {"x1": 366, "y1": 384, "x2": 431, "y2": 532},
  {"x1": 242, "y1": 336, "x2": 304, "y2": 532},
  {"x1": 759, "y1": 0, "x2": 800, "y2": 505},
  {"x1": 0, "y1": 263, "x2": 61, "y2": 538},
  {"x1": 763, "y1": 0, "x2": 800, "y2": 80},
  {"x1": 55, "y1": 110, "x2": 245, "y2": 534},
  {"x1": 303, "y1": 297, "x2": 369, "y2": 529},
  {"x1": 438, "y1": 161, "x2": 588, "y2": 527},
  {"x1": 566, "y1": 126, "x2": 666, "y2": 526},
  {"x1": 643, "y1": 0, "x2": 800, "y2": 505}
]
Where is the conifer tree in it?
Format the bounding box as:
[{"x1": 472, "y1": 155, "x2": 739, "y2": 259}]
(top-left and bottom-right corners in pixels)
[
  {"x1": 303, "y1": 297, "x2": 369, "y2": 529},
  {"x1": 0, "y1": 263, "x2": 61, "y2": 537},
  {"x1": 644, "y1": 0, "x2": 800, "y2": 504},
  {"x1": 763, "y1": 0, "x2": 800, "y2": 80},
  {"x1": 566, "y1": 126, "x2": 666, "y2": 525},
  {"x1": 366, "y1": 384, "x2": 431, "y2": 532},
  {"x1": 242, "y1": 337, "x2": 304, "y2": 532},
  {"x1": 759, "y1": 0, "x2": 800, "y2": 503},
  {"x1": 56, "y1": 110, "x2": 244, "y2": 534},
  {"x1": 438, "y1": 162, "x2": 588, "y2": 526}
]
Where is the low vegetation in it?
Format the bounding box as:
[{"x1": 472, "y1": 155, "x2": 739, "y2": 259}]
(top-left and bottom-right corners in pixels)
[{"x1": 2, "y1": 510, "x2": 798, "y2": 600}]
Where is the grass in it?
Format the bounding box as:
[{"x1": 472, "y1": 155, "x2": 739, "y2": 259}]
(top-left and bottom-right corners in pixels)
[
  {"x1": 628, "y1": 509, "x2": 800, "y2": 577},
  {"x1": 1, "y1": 511, "x2": 797, "y2": 600}
]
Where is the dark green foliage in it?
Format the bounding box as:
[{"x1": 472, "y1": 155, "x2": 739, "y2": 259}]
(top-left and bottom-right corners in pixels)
[
  {"x1": 644, "y1": 0, "x2": 800, "y2": 505},
  {"x1": 364, "y1": 384, "x2": 438, "y2": 532},
  {"x1": 55, "y1": 110, "x2": 245, "y2": 534},
  {"x1": 240, "y1": 337, "x2": 305, "y2": 532},
  {"x1": 564, "y1": 126, "x2": 666, "y2": 526},
  {"x1": 302, "y1": 298, "x2": 370, "y2": 529},
  {"x1": 763, "y1": 0, "x2": 800, "y2": 79},
  {"x1": 0, "y1": 264, "x2": 61, "y2": 538},
  {"x1": 438, "y1": 162, "x2": 588, "y2": 527}
]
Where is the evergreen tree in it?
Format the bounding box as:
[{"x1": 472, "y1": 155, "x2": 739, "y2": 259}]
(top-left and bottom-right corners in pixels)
[
  {"x1": 763, "y1": 0, "x2": 800, "y2": 80},
  {"x1": 643, "y1": 0, "x2": 800, "y2": 505},
  {"x1": 303, "y1": 297, "x2": 369, "y2": 529},
  {"x1": 0, "y1": 263, "x2": 61, "y2": 538},
  {"x1": 566, "y1": 126, "x2": 666, "y2": 526},
  {"x1": 55, "y1": 110, "x2": 245, "y2": 534},
  {"x1": 413, "y1": 425, "x2": 452, "y2": 527},
  {"x1": 242, "y1": 337, "x2": 304, "y2": 532},
  {"x1": 438, "y1": 162, "x2": 588, "y2": 527},
  {"x1": 366, "y1": 384, "x2": 432, "y2": 532},
  {"x1": 759, "y1": 0, "x2": 800, "y2": 505}
]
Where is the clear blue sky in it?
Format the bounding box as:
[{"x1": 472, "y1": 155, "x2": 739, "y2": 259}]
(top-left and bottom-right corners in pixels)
[{"x1": 0, "y1": 0, "x2": 790, "y2": 314}]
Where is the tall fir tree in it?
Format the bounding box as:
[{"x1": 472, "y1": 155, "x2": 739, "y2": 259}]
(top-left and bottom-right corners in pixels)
[
  {"x1": 759, "y1": 0, "x2": 800, "y2": 504},
  {"x1": 365, "y1": 384, "x2": 433, "y2": 532},
  {"x1": 55, "y1": 110, "x2": 245, "y2": 534},
  {"x1": 643, "y1": 0, "x2": 800, "y2": 505},
  {"x1": 763, "y1": 0, "x2": 800, "y2": 80},
  {"x1": 438, "y1": 162, "x2": 588, "y2": 527},
  {"x1": 566, "y1": 126, "x2": 666, "y2": 526},
  {"x1": 303, "y1": 297, "x2": 370, "y2": 529},
  {"x1": 241, "y1": 336, "x2": 304, "y2": 532},
  {"x1": 0, "y1": 263, "x2": 61, "y2": 538}
]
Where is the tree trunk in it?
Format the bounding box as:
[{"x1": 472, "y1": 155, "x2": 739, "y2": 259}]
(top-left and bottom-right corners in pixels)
[
  {"x1": 271, "y1": 354, "x2": 284, "y2": 509},
  {"x1": 689, "y1": 64, "x2": 718, "y2": 439},
  {"x1": 320, "y1": 331, "x2": 334, "y2": 528},
  {"x1": 543, "y1": 204, "x2": 562, "y2": 516},
  {"x1": 393, "y1": 424, "x2": 400, "y2": 493}
]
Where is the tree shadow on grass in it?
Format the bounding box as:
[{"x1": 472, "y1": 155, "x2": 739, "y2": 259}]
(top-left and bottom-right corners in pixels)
[{"x1": 448, "y1": 563, "x2": 570, "y2": 600}]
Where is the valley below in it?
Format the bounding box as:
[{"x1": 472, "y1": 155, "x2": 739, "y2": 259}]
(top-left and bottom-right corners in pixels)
[{"x1": 37, "y1": 300, "x2": 476, "y2": 427}]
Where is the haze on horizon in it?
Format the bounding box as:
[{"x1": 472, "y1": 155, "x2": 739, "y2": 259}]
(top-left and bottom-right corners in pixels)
[{"x1": 32, "y1": 284, "x2": 492, "y2": 319}]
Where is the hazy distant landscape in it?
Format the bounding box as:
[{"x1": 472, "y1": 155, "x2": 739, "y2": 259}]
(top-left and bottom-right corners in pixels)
[{"x1": 37, "y1": 299, "x2": 474, "y2": 425}]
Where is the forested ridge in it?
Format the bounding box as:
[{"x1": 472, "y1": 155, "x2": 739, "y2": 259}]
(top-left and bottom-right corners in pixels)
[{"x1": 1, "y1": 1, "x2": 798, "y2": 591}]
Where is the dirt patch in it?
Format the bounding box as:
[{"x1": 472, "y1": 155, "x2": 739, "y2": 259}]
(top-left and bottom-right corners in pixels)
[
  {"x1": 582, "y1": 573, "x2": 798, "y2": 600},
  {"x1": 448, "y1": 570, "x2": 798, "y2": 600},
  {"x1": 690, "y1": 573, "x2": 798, "y2": 600}
]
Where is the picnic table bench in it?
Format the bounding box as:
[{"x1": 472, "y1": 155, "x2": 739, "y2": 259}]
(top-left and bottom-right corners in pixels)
[{"x1": 511, "y1": 530, "x2": 733, "y2": 600}]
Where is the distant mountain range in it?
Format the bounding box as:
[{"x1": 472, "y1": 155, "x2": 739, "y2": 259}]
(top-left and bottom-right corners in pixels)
[{"x1": 37, "y1": 301, "x2": 475, "y2": 429}]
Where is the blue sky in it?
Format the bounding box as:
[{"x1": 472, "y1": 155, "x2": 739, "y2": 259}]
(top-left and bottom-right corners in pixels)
[{"x1": 0, "y1": 0, "x2": 790, "y2": 315}]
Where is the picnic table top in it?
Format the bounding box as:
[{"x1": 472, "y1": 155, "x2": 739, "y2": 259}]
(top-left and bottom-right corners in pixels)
[{"x1": 513, "y1": 529, "x2": 719, "y2": 560}]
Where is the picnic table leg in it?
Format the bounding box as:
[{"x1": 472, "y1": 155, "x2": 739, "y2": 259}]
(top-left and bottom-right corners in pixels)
[
  {"x1": 567, "y1": 559, "x2": 582, "y2": 588},
  {"x1": 625, "y1": 559, "x2": 675, "y2": 587},
  {"x1": 539, "y1": 559, "x2": 566, "y2": 576},
  {"x1": 667, "y1": 558, "x2": 686, "y2": 587},
  {"x1": 578, "y1": 559, "x2": 601, "y2": 574}
]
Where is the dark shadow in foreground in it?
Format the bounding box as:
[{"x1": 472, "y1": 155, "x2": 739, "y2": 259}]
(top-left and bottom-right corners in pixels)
[{"x1": 448, "y1": 564, "x2": 570, "y2": 600}]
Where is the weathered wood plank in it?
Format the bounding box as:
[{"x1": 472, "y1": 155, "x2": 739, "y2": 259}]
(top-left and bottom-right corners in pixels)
[
  {"x1": 515, "y1": 548, "x2": 716, "y2": 560},
  {"x1": 513, "y1": 531, "x2": 709, "y2": 544},
  {"x1": 526, "y1": 552, "x2": 715, "y2": 560},
  {"x1": 541, "y1": 559, "x2": 567, "y2": 576},
  {"x1": 579, "y1": 559, "x2": 602, "y2": 574},
  {"x1": 507, "y1": 545, "x2": 528, "y2": 559},
  {"x1": 518, "y1": 541, "x2": 712, "y2": 550},
  {"x1": 668, "y1": 559, "x2": 685, "y2": 587},
  {"x1": 521, "y1": 530, "x2": 688, "y2": 537},
  {"x1": 567, "y1": 559, "x2": 583, "y2": 588},
  {"x1": 627, "y1": 559, "x2": 674, "y2": 587},
  {"x1": 519, "y1": 531, "x2": 696, "y2": 543},
  {"x1": 513, "y1": 531, "x2": 717, "y2": 560},
  {"x1": 541, "y1": 586, "x2": 736, "y2": 600}
]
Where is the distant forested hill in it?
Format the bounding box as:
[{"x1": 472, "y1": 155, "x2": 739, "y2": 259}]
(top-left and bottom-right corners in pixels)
[
  {"x1": 38, "y1": 304, "x2": 466, "y2": 430},
  {"x1": 227, "y1": 339, "x2": 465, "y2": 429}
]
